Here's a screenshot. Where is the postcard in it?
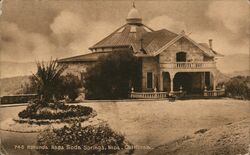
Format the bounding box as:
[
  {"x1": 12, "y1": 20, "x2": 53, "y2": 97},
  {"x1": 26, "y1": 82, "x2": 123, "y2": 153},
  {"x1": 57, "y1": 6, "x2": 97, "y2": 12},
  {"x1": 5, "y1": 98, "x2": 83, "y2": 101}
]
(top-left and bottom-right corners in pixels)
[{"x1": 0, "y1": 0, "x2": 249, "y2": 155}]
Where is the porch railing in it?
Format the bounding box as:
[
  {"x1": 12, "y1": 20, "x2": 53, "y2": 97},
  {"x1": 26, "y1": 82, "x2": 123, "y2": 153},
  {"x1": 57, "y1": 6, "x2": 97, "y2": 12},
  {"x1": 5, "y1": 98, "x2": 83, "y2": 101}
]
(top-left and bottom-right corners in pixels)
[
  {"x1": 204, "y1": 89, "x2": 225, "y2": 97},
  {"x1": 130, "y1": 92, "x2": 168, "y2": 99},
  {"x1": 160, "y1": 61, "x2": 216, "y2": 69},
  {"x1": 130, "y1": 86, "x2": 225, "y2": 99}
]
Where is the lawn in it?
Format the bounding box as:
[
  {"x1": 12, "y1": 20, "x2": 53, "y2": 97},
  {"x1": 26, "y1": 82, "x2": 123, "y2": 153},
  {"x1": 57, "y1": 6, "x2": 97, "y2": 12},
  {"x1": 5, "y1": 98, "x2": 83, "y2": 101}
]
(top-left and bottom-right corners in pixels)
[{"x1": 0, "y1": 99, "x2": 249, "y2": 155}]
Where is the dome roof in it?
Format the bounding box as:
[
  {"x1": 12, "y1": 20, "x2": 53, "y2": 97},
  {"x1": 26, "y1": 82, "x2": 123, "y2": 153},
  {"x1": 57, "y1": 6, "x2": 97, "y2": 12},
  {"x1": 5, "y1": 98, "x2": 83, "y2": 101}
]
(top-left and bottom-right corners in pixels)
[
  {"x1": 126, "y1": 3, "x2": 142, "y2": 25},
  {"x1": 127, "y1": 7, "x2": 141, "y2": 19},
  {"x1": 90, "y1": 24, "x2": 154, "y2": 50}
]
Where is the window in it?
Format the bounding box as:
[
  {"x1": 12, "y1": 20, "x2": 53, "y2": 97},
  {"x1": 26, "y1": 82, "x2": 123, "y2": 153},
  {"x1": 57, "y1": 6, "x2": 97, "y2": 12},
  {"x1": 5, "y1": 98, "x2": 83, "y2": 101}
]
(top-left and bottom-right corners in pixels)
[
  {"x1": 147, "y1": 72, "x2": 153, "y2": 89},
  {"x1": 176, "y1": 52, "x2": 187, "y2": 62}
]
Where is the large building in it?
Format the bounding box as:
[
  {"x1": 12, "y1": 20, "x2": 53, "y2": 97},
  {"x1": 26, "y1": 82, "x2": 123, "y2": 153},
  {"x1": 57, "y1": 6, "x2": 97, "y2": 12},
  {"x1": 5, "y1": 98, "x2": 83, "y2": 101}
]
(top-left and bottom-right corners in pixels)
[{"x1": 59, "y1": 4, "x2": 224, "y2": 98}]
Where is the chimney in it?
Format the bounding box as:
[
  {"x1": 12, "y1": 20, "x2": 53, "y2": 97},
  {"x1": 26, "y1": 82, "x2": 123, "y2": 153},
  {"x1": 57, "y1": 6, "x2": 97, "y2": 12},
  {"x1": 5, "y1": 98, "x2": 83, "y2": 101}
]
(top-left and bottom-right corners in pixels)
[{"x1": 209, "y1": 39, "x2": 213, "y2": 49}]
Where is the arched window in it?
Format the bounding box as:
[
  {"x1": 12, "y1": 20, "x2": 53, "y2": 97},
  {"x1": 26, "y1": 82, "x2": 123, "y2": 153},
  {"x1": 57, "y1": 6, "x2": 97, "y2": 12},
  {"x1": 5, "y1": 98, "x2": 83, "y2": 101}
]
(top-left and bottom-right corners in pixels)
[{"x1": 176, "y1": 52, "x2": 187, "y2": 62}]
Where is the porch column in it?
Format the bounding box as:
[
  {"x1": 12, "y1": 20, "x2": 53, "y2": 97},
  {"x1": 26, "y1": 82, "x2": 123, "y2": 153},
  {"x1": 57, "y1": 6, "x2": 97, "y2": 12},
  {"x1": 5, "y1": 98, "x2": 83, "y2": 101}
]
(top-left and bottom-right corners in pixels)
[
  {"x1": 212, "y1": 70, "x2": 217, "y2": 91},
  {"x1": 202, "y1": 72, "x2": 206, "y2": 89},
  {"x1": 159, "y1": 71, "x2": 163, "y2": 91},
  {"x1": 169, "y1": 72, "x2": 175, "y2": 95},
  {"x1": 213, "y1": 79, "x2": 217, "y2": 91},
  {"x1": 170, "y1": 79, "x2": 174, "y2": 93}
]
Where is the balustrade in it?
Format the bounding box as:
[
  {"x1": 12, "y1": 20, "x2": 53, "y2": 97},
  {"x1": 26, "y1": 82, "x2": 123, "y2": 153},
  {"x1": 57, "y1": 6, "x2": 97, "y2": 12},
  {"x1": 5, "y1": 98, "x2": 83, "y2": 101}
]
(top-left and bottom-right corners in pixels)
[
  {"x1": 130, "y1": 92, "x2": 168, "y2": 99},
  {"x1": 160, "y1": 62, "x2": 216, "y2": 69}
]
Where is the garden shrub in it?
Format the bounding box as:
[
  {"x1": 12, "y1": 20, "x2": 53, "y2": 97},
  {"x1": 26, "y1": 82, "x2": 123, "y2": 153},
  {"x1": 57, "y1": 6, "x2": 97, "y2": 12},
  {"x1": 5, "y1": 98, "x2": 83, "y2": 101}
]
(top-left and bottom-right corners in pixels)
[
  {"x1": 32, "y1": 60, "x2": 66, "y2": 102},
  {"x1": 18, "y1": 100, "x2": 93, "y2": 120},
  {"x1": 61, "y1": 74, "x2": 83, "y2": 101},
  {"x1": 21, "y1": 69, "x2": 82, "y2": 102},
  {"x1": 223, "y1": 76, "x2": 250, "y2": 100},
  {"x1": 37, "y1": 123, "x2": 132, "y2": 155}
]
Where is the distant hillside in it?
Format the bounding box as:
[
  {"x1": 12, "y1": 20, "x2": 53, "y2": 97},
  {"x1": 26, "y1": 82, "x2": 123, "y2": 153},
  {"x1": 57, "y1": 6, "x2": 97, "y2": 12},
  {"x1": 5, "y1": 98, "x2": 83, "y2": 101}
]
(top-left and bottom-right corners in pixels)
[
  {"x1": 216, "y1": 54, "x2": 249, "y2": 74},
  {"x1": 217, "y1": 70, "x2": 230, "y2": 83},
  {"x1": 226, "y1": 70, "x2": 250, "y2": 77},
  {"x1": 0, "y1": 61, "x2": 36, "y2": 78},
  {"x1": 0, "y1": 76, "x2": 31, "y2": 96}
]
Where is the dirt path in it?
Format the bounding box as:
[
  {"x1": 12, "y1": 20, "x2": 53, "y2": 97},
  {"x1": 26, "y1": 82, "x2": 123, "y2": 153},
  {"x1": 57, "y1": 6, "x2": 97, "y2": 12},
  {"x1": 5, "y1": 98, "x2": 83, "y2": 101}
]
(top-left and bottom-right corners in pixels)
[{"x1": 0, "y1": 99, "x2": 249, "y2": 155}]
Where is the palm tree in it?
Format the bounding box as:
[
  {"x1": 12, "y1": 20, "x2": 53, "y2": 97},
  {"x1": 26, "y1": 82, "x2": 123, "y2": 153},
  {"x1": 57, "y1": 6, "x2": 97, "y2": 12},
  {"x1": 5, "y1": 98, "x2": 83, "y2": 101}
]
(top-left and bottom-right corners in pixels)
[{"x1": 32, "y1": 59, "x2": 65, "y2": 102}]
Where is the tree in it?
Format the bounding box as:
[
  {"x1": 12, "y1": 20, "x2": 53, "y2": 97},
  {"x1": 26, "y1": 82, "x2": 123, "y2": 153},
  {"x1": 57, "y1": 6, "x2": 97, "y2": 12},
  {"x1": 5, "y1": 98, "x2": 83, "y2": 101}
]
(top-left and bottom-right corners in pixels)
[
  {"x1": 83, "y1": 50, "x2": 141, "y2": 99},
  {"x1": 224, "y1": 76, "x2": 250, "y2": 100},
  {"x1": 61, "y1": 74, "x2": 82, "y2": 101},
  {"x1": 32, "y1": 60, "x2": 65, "y2": 102}
]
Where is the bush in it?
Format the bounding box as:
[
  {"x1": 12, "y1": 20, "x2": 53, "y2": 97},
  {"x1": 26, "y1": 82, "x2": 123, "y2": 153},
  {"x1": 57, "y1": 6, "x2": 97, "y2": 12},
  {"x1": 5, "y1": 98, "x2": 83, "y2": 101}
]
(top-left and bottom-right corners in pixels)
[
  {"x1": 222, "y1": 76, "x2": 250, "y2": 100},
  {"x1": 37, "y1": 123, "x2": 132, "y2": 155},
  {"x1": 61, "y1": 74, "x2": 83, "y2": 101},
  {"x1": 18, "y1": 100, "x2": 93, "y2": 120},
  {"x1": 20, "y1": 76, "x2": 38, "y2": 94},
  {"x1": 20, "y1": 60, "x2": 66, "y2": 102},
  {"x1": 83, "y1": 50, "x2": 141, "y2": 100},
  {"x1": 14, "y1": 60, "x2": 66, "y2": 102}
]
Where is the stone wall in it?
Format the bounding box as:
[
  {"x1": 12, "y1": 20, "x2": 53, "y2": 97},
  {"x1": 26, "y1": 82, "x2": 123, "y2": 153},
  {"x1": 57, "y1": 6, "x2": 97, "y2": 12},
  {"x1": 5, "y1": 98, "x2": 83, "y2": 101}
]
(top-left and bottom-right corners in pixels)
[{"x1": 159, "y1": 37, "x2": 213, "y2": 63}]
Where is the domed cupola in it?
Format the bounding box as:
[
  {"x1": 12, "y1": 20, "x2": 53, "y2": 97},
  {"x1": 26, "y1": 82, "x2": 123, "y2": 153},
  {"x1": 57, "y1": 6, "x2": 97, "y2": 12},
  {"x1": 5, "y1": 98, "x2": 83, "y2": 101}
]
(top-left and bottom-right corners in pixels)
[{"x1": 126, "y1": 2, "x2": 142, "y2": 25}]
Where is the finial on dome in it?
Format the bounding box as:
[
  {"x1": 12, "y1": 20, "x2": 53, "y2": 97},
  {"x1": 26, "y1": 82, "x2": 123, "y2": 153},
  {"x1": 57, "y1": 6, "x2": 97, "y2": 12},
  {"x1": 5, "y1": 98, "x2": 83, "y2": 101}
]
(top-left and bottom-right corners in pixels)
[
  {"x1": 126, "y1": 1, "x2": 142, "y2": 25},
  {"x1": 132, "y1": 1, "x2": 135, "y2": 8}
]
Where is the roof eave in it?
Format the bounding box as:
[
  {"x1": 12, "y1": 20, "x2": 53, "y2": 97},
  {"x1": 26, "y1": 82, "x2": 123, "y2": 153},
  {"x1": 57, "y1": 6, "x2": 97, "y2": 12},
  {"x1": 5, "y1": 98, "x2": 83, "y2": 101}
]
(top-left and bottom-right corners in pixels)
[
  {"x1": 58, "y1": 60, "x2": 96, "y2": 63},
  {"x1": 89, "y1": 44, "x2": 131, "y2": 50}
]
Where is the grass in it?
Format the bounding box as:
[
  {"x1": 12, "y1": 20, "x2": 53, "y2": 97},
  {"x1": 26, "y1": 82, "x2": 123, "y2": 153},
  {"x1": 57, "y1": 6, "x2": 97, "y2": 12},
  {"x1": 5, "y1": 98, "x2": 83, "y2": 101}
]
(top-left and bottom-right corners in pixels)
[{"x1": 0, "y1": 99, "x2": 249, "y2": 155}]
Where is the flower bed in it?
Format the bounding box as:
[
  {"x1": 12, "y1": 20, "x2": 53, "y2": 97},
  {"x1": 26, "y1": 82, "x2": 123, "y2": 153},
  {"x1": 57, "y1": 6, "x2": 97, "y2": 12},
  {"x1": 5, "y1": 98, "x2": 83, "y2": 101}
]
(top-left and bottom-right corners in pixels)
[
  {"x1": 37, "y1": 123, "x2": 133, "y2": 155},
  {"x1": 15, "y1": 101, "x2": 96, "y2": 125}
]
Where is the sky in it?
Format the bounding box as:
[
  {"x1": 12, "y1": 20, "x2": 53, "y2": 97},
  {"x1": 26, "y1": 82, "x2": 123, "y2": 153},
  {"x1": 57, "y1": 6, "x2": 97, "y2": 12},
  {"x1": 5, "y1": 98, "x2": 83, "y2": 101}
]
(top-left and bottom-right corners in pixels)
[{"x1": 0, "y1": 0, "x2": 249, "y2": 63}]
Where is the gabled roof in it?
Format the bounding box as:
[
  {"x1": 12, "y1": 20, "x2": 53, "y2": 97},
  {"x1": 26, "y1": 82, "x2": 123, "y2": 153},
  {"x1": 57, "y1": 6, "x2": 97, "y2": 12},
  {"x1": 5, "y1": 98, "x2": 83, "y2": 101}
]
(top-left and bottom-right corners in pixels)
[
  {"x1": 58, "y1": 52, "x2": 109, "y2": 63},
  {"x1": 132, "y1": 29, "x2": 178, "y2": 55},
  {"x1": 142, "y1": 29, "x2": 178, "y2": 54},
  {"x1": 134, "y1": 32, "x2": 220, "y2": 57}
]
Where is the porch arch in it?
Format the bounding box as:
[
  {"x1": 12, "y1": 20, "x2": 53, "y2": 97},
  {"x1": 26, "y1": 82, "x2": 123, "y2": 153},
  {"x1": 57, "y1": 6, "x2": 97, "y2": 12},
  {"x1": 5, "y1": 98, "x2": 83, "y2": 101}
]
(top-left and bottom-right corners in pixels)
[
  {"x1": 160, "y1": 70, "x2": 217, "y2": 94},
  {"x1": 172, "y1": 72, "x2": 211, "y2": 95},
  {"x1": 173, "y1": 72, "x2": 192, "y2": 92}
]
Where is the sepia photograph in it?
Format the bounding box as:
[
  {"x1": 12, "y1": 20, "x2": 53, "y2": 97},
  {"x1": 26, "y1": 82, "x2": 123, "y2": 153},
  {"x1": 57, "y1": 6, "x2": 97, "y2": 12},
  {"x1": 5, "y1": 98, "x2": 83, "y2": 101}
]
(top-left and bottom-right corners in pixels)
[{"x1": 0, "y1": 0, "x2": 249, "y2": 155}]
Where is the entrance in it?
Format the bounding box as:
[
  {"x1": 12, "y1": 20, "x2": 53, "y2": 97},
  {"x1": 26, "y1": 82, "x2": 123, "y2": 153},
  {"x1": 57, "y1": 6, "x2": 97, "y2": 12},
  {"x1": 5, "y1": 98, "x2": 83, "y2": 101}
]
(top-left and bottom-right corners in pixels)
[
  {"x1": 174, "y1": 72, "x2": 192, "y2": 93},
  {"x1": 162, "y1": 72, "x2": 207, "y2": 94},
  {"x1": 173, "y1": 72, "x2": 205, "y2": 94}
]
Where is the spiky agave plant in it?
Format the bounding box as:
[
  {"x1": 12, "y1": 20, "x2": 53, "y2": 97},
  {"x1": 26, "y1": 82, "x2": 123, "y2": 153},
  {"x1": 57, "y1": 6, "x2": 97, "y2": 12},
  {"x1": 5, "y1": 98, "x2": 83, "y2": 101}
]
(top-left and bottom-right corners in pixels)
[{"x1": 33, "y1": 59, "x2": 66, "y2": 102}]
